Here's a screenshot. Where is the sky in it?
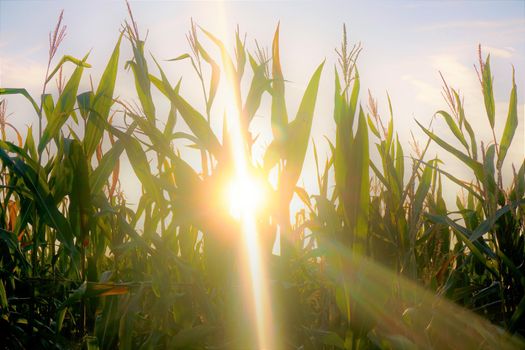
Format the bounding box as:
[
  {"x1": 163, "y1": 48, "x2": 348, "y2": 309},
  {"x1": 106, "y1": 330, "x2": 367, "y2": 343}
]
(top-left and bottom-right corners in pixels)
[{"x1": 1, "y1": 0, "x2": 524, "y2": 207}]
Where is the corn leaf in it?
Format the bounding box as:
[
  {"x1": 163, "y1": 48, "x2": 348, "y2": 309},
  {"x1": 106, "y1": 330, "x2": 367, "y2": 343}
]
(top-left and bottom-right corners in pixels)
[
  {"x1": 0, "y1": 88, "x2": 40, "y2": 115},
  {"x1": 481, "y1": 55, "x2": 496, "y2": 129},
  {"x1": 498, "y1": 67, "x2": 518, "y2": 168},
  {"x1": 84, "y1": 35, "x2": 122, "y2": 158},
  {"x1": 243, "y1": 55, "x2": 271, "y2": 124},
  {"x1": 67, "y1": 139, "x2": 91, "y2": 241},
  {"x1": 282, "y1": 61, "x2": 324, "y2": 195},
  {"x1": 126, "y1": 39, "x2": 156, "y2": 123},
  {"x1": 39, "y1": 53, "x2": 89, "y2": 153},
  {"x1": 413, "y1": 160, "x2": 434, "y2": 224},
  {"x1": 416, "y1": 120, "x2": 484, "y2": 179},
  {"x1": 41, "y1": 93, "x2": 55, "y2": 121},
  {"x1": 196, "y1": 41, "x2": 221, "y2": 116},
  {"x1": 436, "y1": 110, "x2": 469, "y2": 150},
  {"x1": 0, "y1": 143, "x2": 76, "y2": 256},
  {"x1": 90, "y1": 140, "x2": 125, "y2": 195},
  {"x1": 45, "y1": 54, "x2": 92, "y2": 84},
  {"x1": 270, "y1": 23, "x2": 288, "y2": 142}
]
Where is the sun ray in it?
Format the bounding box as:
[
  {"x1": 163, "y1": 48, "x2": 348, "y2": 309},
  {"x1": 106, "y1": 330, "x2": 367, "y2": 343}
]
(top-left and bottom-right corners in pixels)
[{"x1": 216, "y1": 2, "x2": 274, "y2": 349}]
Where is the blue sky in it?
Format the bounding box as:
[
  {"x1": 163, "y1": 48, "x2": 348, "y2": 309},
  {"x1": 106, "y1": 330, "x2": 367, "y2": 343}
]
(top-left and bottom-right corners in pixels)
[{"x1": 1, "y1": 0, "x2": 524, "y2": 205}]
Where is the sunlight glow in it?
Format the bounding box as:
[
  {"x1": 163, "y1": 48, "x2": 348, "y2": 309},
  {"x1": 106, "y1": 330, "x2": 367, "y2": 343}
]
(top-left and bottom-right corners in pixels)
[
  {"x1": 224, "y1": 97, "x2": 274, "y2": 350},
  {"x1": 227, "y1": 176, "x2": 265, "y2": 220},
  {"x1": 225, "y1": 111, "x2": 274, "y2": 350},
  {"x1": 216, "y1": 3, "x2": 274, "y2": 348}
]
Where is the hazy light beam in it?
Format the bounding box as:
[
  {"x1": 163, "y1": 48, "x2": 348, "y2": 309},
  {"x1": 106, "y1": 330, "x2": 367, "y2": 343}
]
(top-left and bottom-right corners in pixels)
[{"x1": 217, "y1": 2, "x2": 274, "y2": 349}]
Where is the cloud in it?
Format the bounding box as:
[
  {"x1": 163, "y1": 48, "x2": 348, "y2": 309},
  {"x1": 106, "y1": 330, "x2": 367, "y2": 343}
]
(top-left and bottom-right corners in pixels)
[
  {"x1": 401, "y1": 74, "x2": 441, "y2": 105},
  {"x1": 430, "y1": 54, "x2": 478, "y2": 93},
  {"x1": 418, "y1": 18, "x2": 525, "y2": 32},
  {"x1": 482, "y1": 45, "x2": 515, "y2": 59},
  {"x1": 0, "y1": 54, "x2": 46, "y2": 90},
  {"x1": 400, "y1": 53, "x2": 478, "y2": 107}
]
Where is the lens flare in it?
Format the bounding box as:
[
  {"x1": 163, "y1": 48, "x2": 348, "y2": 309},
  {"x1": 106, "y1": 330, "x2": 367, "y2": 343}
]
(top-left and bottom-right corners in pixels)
[
  {"x1": 227, "y1": 176, "x2": 265, "y2": 220},
  {"x1": 216, "y1": 3, "x2": 274, "y2": 348},
  {"x1": 225, "y1": 116, "x2": 274, "y2": 350},
  {"x1": 224, "y1": 100, "x2": 274, "y2": 350}
]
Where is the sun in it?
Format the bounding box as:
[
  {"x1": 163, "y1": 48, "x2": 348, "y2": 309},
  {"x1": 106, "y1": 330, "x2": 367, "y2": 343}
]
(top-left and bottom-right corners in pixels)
[{"x1": 227, "y1": 175, "x2": 265, "y2": 220}]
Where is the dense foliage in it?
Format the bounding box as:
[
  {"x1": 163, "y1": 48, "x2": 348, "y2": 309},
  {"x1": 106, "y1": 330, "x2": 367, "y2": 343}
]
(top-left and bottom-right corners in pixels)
[{"x1": 0, "y1": 7, "x2": 523, "y2": 349}]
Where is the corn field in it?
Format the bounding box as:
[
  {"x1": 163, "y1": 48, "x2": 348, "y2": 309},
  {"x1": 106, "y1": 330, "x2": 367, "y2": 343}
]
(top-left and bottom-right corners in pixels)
[{"x1": 0, "y1": 4, "x2": 524, "y2": 349}]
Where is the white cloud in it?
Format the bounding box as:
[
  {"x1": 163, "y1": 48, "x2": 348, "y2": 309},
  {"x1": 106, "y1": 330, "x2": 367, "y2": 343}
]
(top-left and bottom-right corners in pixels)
[
  {"x1": 430, "y1": 54, "x2": 476, "y2": 88},
  {"x1": 0, "y1": 54, "x2": 46, "y2": 90},
  {"x1": 418, "y1": 18, "x2": 525, "y2": 32},
  {"x1": 400, "y1": 53, "x2": 479, "y2": 112},
  {"x1": 401, "y1": 74, "x2": 441, "y2": 105},
  {"x1": 483, "y1": 45, "x2": 515, "y2": 59}
]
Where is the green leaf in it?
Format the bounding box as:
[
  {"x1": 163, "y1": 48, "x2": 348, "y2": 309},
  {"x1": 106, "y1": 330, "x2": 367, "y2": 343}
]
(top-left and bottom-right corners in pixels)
[
  {"x1": 470, "y1": 199, "x2": 525, "y2": 242},
  {"x1": 436, "y1": 110, "x2": 468, "y2": 150},
  {"x1": 126, "y1": 39, "x2": 156, "y2": 123},
  {"x1": 481, "y1": 55, "x2": 495, "y2": 129},
  {"x1": 39, "y1": 52, "x2": 89, "y2": 153},
  {"x1": 483, "y1": 144, "x2": 497, "y2": 196},
  {"x1": 416, "y1": 160, "x2": 483, "y2": 202},
  {"x1": 243, "y1": 55, "x2": 271, "y2": 124},
  {"x1": 0, "y1": 279, "x2": 8, "y2": 309},
  {"x1": 367, "y1": 113, "x2": 381, "y2": 138},
  {"x1": 41, "y1": 93, "x2": 55, "y2": 121},
  {"x1": 77, "y1": 91, "x2": 93, "y2": 120},
  {"x1": 295, "y1": 186, "x2": 313, "y2": 212},
  {"x1": 0, "y1": 228, "x2": 30, "y2": 271},
  {"x1": 270, "y1": 23, "x2": 288, "y2": 142},
  {"x1": 170, "y1": 93, "x2": 222, "y2": 159},
  {"x1": 45, "y1": 54, "x2": 92, "y2": 85},
  {"x1": 67, "y1": 139, "x2": 91, "y2": 241},
  {"x1": 0, "y1": 88, "x2": 40, "y2": 115},
  {"x1": 168, "y1": 53, "x2": 190, "y2": 61},
  {"x1": 200, "y1": 26, "x2": 241, "y2": 113},
  {"x1": 395, "y1": 136, "x2": 404, "y2": 183},
  {"x1": 453, "y1": 89, "x2": 466, "y2": 128},
  {"x1": 24, "y1": 126, "x2": 38, "y2": 160},
  {"x1": 498, "y1": 67, "x2": 518, "y2": 168},
  {"x1": 337, "y1": 107, "x2": 369, "y2": 254},
  {"x1": 235, "y1": 27, "x2": 247, "y2": 80},
  {"x1": 510, "y1": 160, "x2": 525, "y2": 201},
  {"x1": 196, "y1": 41, "x2": 221, "y2": 116},
  {"x1": 84, "y1": 35, "x2": 122, "y2": 158},
  {"x1": 56, "y1": 307, "x2": 67, "y2": 333},
  {"x1": 425, "y1": 214, "x2": 498, "y2": 276},
  {"x1": 112, "y1": 128, "x2": 165, "y2": 211},
  {"x1": 150, "y1": 57, "x2": 224, "y2": 161},
  {"x1": 416, "y1": 120, "x2": 484, "y2": 179},
  {"x1": 333, "y1": 68, "x2": 343, "y2": 124},
  {"x1": 463, "y1": 117, "x2": 478, "y2": 161},
  {"x1": 281, "y1": 61, "x2": 324, "y2": 195},
  {"x1": 351, "y1": 108, "x2": 370, "y2": 254},
  {"x1": 413, "y1": 160, "x2": 434, "y2": 223},
  {"x1": 90, "y1": 140, "x2": 125, "y2": 195},
  {"x1": 386, "y1": 94, "x2": 394, "y2": 149},
  {"x1": 370, "y1": 162, "x2": 389, "y2": 188},
  {"x1": 263, "y1": 138, "x2": 280, "y2": 172},
  {"x1": 0, "y1": 142, "x2": 77, "y2": 257},
  {"x1": 349, "y1": 69, "x2": 360, "y2": 126}
]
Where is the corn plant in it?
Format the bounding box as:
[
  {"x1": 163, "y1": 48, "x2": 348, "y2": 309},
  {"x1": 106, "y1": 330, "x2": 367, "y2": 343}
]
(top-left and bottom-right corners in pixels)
[{"x1": 0, "y1": 4, "x2": 523, "y2": 349}]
